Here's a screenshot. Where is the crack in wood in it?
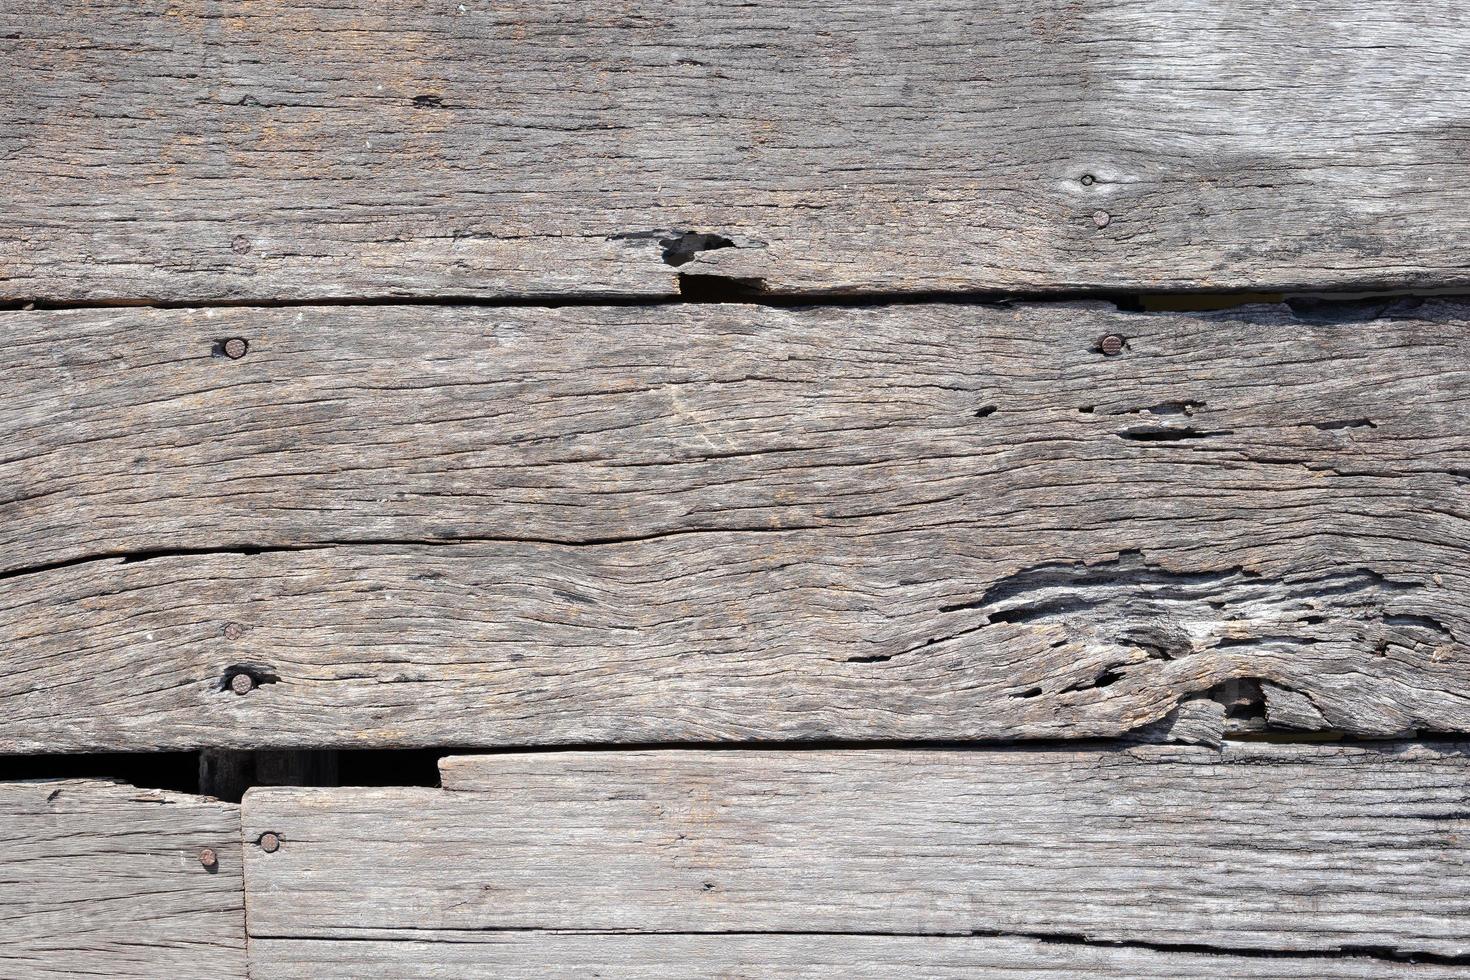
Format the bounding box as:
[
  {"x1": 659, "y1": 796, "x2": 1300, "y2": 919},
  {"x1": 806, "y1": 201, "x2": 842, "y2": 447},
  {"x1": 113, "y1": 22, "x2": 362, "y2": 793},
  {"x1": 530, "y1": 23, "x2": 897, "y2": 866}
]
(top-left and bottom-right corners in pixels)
[
  {"x1": 244, "y1": 925, "x2": 1470, "y2": 965},
  {"x1": 3, "y1": 301, "x2": 1467, "y2": 750}
]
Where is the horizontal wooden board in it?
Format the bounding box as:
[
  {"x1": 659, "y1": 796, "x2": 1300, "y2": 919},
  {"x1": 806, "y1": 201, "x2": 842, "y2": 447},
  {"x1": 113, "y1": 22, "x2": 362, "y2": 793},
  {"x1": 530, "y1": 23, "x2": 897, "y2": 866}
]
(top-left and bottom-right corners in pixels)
[
  {"x1": 0, "y1": 779, "x2": 246, "y2": 980},
  {"x1": 4, "y1": 2, "x2": 1470, "y2": 300},
  {"x1": 4, "y1": 300, "x2": 1469, "y2": 750},
  {"x1": 241, "y1": 744, "x2": 1470, "y2": 963},
  {"x1": 246, "y1": 933, "x2": 1467, "y2": 979}
]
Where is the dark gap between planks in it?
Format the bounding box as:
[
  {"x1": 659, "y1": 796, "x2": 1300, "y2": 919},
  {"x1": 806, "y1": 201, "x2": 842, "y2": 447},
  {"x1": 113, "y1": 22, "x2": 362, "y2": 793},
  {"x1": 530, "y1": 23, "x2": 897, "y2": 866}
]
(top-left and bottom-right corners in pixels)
[
  {"x1": 8, "y1": 732, "x2": 1469, "y2": 803},
  {"x1": 2, "y1": 286, "x2": 1468, "y2": 317}
]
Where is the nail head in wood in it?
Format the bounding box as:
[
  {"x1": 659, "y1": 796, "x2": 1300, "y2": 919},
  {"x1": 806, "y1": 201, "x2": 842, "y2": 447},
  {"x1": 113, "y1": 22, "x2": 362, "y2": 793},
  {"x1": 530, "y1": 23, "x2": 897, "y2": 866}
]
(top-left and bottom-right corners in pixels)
[
  {"x1": 230, "y1": 236, "x2": 251, "y2": 254},
  {"x1": 1100, "y1": 334, "x2": 1126, "y2": 356},
  {"x1": 198, "y1": 847, "x2": 218, "y2": 869},
  {"x1": 1092, "y1": 210, "x2": 1111, "y2": 228},
  {"x1": 229, "y1": 672, "x2": 255, "y2": 696},
  {"x1": 1080, "y1": 174, "x2": 1095, "y2": 186},
  {"x1": 258, "y1": 832, "x2": 281, "y2": 853},
  {"x1": 222, "y1": 338, "x2": 249, "y2": 359}
]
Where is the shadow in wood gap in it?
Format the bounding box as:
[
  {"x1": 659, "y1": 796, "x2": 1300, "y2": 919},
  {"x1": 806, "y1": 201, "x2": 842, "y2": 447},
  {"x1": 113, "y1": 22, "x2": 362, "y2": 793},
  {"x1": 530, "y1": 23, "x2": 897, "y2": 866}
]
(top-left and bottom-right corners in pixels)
[
  {"x1": 0, "y1": 751, "x2": 203, "y2": 795},
  {"x1": 200, "y1": 749, "x2": 445, "y2": 802},
  {"x1": 7, "y1": 734, "x2": 1468, "y2": 803},
  {"x1": 4, "y1": 286, "x2": 1470, "y2": 314},
  {"x1": 0, "y1": 749, "x2": 445, "y2": 802}
]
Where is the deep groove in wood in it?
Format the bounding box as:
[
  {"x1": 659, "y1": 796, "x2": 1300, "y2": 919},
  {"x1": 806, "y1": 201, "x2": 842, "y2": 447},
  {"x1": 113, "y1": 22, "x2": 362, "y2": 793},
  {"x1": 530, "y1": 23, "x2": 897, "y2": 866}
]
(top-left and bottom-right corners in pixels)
[{"x1": 1, "y1": 289, "x2": 1466, "y2": 315}]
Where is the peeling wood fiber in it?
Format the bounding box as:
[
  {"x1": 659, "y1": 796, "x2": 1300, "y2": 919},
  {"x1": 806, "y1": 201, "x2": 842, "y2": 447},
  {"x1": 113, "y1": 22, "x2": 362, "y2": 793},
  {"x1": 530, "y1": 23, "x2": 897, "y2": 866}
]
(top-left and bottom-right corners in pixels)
[
  {"x1": 240, "y1": 745, "x2": 1470, "y2": 962},
  {"x1": 4, "y1": 1, "x2": 1470, "y2": 300},
  {"x1": 3, "y1": 300, "x2": 1469, "y2": 751},
  {"x1": 0, "y1": 780, "x2": 246, "y2": 980}
]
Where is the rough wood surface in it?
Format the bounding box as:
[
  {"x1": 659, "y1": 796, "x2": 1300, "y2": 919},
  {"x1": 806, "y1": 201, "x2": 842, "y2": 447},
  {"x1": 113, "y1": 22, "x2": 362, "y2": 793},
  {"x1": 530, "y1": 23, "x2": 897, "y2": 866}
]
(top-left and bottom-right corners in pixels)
[
  {"x1": 5, "y1": 2, "x2": 1470, "y2": 301},
  {"x1": 241, "y1": 744, "x2": 1470, "y2": 963},
  {"x1": 4, "y1": 300, "x2": 1469, "y2": 750},
  {"x1": 246, "y1": 934, "x2": 1467, "y2": 979},
  {"x1": 0, "y1": 779, "x2": 246, "y2": 980}
]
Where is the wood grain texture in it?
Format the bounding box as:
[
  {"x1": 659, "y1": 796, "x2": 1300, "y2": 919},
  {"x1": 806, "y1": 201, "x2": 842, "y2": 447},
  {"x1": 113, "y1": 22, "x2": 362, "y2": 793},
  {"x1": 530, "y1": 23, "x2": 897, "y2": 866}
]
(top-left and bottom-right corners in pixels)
[
  {"x1": 5, "y1": 1, "x2": 1470, "y2": 300},
  {"x1": 0, "y1": 779, "x2": 246, "y2": 980},
  {"x1": 241, "y1": 744, "x2": 1470, "y2": 961},
  {"x1": 4, "y1": 300, "x2": 1469, "y2": 750},
  {"x1": 246, "y1": 933, "x2": 1467, "y2": 979}
]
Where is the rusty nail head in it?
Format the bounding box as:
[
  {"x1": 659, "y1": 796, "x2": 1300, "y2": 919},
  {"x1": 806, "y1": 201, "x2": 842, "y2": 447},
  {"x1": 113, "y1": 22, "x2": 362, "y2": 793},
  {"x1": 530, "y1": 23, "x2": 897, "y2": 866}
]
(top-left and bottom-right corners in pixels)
[
  {"x1": 231, "y1": 236, "x2": 251, "y2": 254},
  {"x1": 222, "y1": 622, "x2": 245, "y2": 640},
  {"x1": 259, "y1": 832, "x2": 281, "y2": 853},
  {"x1": 1080, "y1": 174, "x2": 1096, "y2": 186},
  {"x1": 230, "y1": 672, "x2": 255, "y2": 696},
  {"x1": 223, "y1": 338, "x2": 249, "y2": 359},
  {"x1": 1100, "y1": 334, "x2": 1126, "y2": 356},
  {"x1": 1092, "y1": 210, "x2": 1111, "y2": 228},
  {"x1": 199, "y1": 847, "x2": 218, "y2": 869}
]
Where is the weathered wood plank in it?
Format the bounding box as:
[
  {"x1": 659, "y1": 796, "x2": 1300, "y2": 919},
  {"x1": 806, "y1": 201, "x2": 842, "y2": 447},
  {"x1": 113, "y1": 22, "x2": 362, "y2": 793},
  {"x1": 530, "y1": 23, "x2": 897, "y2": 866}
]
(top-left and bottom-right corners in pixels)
[
  {"x1": 241, "y1": 744, "x2": 1470, "y2": 963},
  {"x1": 0, "y1": 779, "x2": 246, "y2": 980},
  {"x1": 4, "y1": 2, "x2": 1470, "y2": 300},
  {"x1": 246, "y1": 933, "x2": 1467, "y2": 979},
  {"x1": 3, "y1": 300, "x2": 1468, "y2": 750}
]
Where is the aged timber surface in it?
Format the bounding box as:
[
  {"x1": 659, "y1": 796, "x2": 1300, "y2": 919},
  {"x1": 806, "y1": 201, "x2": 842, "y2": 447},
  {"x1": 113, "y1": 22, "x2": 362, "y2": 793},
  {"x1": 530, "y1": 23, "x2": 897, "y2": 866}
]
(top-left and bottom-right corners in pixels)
[
  {"x1": 4, "y1": 1, "x2": 1470, "y2": 301},
  {"x1": 0, "y1": 779, "x2": 246, "y2": 980},
  {"x1": 241, "y1": 744, "x2": 1470, "y2": 964},
  {"x1": 3, "y1": 300, "x2": 1469, "y2": 750},
  {"x1": 246, "y1": 935, "x2": 1470, "y2": 979}
]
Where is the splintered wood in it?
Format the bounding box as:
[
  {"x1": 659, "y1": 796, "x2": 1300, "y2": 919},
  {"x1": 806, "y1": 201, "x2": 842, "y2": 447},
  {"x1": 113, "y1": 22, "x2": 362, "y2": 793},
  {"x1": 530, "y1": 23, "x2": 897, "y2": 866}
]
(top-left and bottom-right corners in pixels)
[{"x1": 2, "y1": 301, "x2": 1467, "y2": 751}]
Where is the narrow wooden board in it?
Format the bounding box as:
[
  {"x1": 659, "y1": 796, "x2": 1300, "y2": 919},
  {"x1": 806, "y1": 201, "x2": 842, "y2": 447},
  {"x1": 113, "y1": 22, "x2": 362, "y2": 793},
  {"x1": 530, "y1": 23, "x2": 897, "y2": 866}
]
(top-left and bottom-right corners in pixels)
[
  {"x1": 246, "y1": 933, "x2": 1466, "y2": 979},
  {"x1": 4, "y1": 300, "x2": 1469, "y2": 750},
  {"x1": 0, "y1": 779, "x2": 246, "y2": 980},
  {"x1": 240, "y1": 744, "x2": 1470, "y2": 963},
  {"x1": 5, "y1": 2, "x2": 1470, "y2": 300}
]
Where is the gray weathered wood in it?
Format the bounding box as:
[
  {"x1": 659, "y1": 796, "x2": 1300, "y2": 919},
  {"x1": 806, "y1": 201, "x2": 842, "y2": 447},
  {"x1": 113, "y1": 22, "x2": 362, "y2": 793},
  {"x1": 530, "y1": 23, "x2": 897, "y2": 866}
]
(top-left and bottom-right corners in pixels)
[
  {"x1": 0, "y1": 779, "x2": 246, "y2": 980},
  {"x1": 246, "y1": 933, "x2": 1467, "y2": 979},
  {"x1": 4, "y1": 2, "x2": 1470, "y2": 300},
  {"x1": 3, "y1": 300, "x2": 1468, "y2": 750},
  {"x1": 241, "y1": 744, "x2": 1470, "y2": 963}
]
